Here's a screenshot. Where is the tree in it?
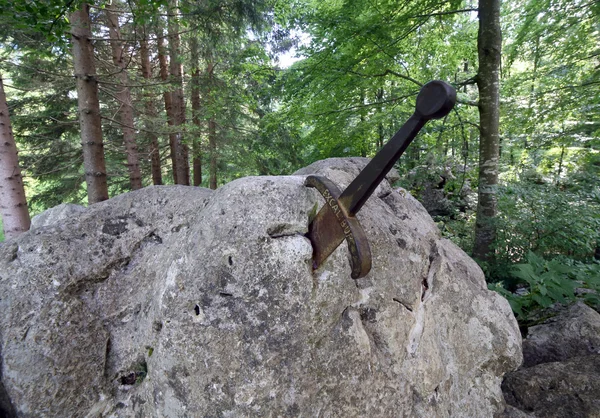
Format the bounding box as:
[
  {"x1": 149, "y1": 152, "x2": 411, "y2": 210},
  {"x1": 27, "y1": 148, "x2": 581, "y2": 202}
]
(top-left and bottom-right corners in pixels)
[
  {"x1": 189, "y1": 35, "x2": 202, "y2": 186},
  {"x1": 71, "y1": 3, "x2": 109, "y2": 204},
  {"x1": 167, "y1": 0, "x2": 189, "y2": 185},
  {"x1": 156, "y1": 25, "x2": 180, "y2": 184},
  {"x1": 0, "y1": 74, "x2": 30, "y2": 239},
  {"x1": 473, "y1": 0, "x2": 502, "y2": 261},
  {"x1": 105, "y1": 1, "x2": 142, "y2": 190},
  {"x1": 139, "y1": 32, "x2": 163, "y2": 186},
  {"x1": 207, "y1": 59, "x2": 217, "y2": 189}
]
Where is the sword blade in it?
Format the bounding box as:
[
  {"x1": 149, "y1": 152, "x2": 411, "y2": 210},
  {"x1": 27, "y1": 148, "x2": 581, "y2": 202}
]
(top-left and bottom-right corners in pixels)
[{"x1": 307, "y1": 204, "x2": 345, "y2": 270}]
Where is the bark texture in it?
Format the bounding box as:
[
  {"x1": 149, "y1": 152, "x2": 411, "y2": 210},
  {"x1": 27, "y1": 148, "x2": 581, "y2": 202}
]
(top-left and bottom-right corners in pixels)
[
  {"x1": 0, "y1": 75, "x2": 30, "y2": 239},
  {"x1": 190, "y1": 36, "x2": 202, "y2": 187},
  {"x1": 71, "y1": 4, "x2": 109, "y2": 204},
  {"x1": 167, "y1": 0, "x2": 190, "y2": 185},
  {"x1": 473, "y1": 0, "x2": 502, "y2": 261},
  {"x1": 106, "y1": 3, "x2": 142, "y2": 190},
  {"x1": 139, "y1": 35, "x2": 163, "y2": 186},
  {"x1": 157, "y1": 29, "x2": 179, "y2": 184},
  {"x1": 207, "y1": 61, "x2": 217, "y2": 190},
  {"x1": 209, "y1": 117, "x2": 217, "y2": 190}
]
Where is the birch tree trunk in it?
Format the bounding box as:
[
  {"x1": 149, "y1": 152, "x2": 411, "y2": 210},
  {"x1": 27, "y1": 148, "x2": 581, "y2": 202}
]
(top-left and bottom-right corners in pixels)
[
  {"x1": 157, "y1": 28, "x2": 179, "y2": 184},
  {"x1": 473, "y1": 0, "x2": 502, "y2": 261},
  {"x1": 167, "y1": 0, "x2": 190, "y2": 185},
  {"x1": 190, "y1": 36, "x2": 202, "y2": 187},
  {"x1": 105, "y1": 3, "x2": 142, "y2": 190},
  {"x1": 71, "y1": 3, "x2": 109, "y2": 204},
  {"x1": 139, "y1": 35, "x2": 163, "y2": 186},
  {"x1": 0, "y1": 74, "x2": 30, "y2": 239}
]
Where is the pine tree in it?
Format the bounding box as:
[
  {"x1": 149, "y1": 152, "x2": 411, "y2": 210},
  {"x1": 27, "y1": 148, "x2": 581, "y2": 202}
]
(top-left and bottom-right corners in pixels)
[
  {"x1": 0, "y1": 74, "x2": 30, "y2": 239},
  {"x1": 105, "y1": 2, "x2": 142, "y2": 190},
  {"x1": 70, "y1": 3, "x2": 109, "y2": 203}
]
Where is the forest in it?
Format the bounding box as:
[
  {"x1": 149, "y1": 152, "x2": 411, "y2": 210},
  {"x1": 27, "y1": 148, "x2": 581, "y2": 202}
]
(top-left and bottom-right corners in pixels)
[{"x1": 0, "y1": 0, "x2": 598, "y2": 323}]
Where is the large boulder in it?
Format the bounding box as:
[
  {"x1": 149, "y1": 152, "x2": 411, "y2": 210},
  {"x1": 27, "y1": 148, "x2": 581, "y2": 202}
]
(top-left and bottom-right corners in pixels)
[{"x1": 0, "y1": 158, "x2": 522, "y2": 417}]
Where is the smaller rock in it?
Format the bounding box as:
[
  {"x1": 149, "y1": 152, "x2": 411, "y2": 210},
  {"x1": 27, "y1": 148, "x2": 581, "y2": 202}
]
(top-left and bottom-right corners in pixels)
[
  {"x1": 420, "y1": 186, "x2": 454, "y2": 217},
  {"x1": 502, "y1": 355, "x2": 600, "y2": 418},
  {"x1": 522, "y1": 302, "x2": 600, "y2": 367}
]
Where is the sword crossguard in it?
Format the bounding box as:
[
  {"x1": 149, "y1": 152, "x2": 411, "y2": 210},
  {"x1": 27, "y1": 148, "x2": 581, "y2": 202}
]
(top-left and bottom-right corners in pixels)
[{"x1": 305, "y1": 175, "x2": 371, "y2": 279}]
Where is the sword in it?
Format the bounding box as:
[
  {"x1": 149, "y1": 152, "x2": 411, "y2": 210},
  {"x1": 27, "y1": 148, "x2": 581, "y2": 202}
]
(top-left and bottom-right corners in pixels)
[{"x1": 305, "y1": 80, "x2": 456, "y2": 279}]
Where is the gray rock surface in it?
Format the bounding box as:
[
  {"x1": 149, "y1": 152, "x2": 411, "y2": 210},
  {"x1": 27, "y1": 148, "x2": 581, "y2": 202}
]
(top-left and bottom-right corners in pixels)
[
  {"x1": 496, "y1": 404, "x2": 535, "y2": 418},
  {"x1": 501, "y1": 302, "x2": 600, "y2": 418},
  {"x1": 0, "y1": 159, "x2": 522, "y2": 417},
  {"x1": 522, "y1": 302, "x2": 600, "y2": 367},
  {"x1": 502, "y1": 355, "x2": 600, "y2": 418},
  {"x1": 30, "y1": 202, "x2": 87, "y2": 229}
]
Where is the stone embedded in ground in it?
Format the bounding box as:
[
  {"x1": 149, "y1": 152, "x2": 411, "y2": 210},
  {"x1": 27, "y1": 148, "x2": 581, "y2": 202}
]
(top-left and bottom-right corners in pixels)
[
  {"x1": 502, "y1": 355, "x2": 600, "y2": 417},
  {"x1": 0, "y1": 158, "x2": 522, "y2": 417},
  {"x1": 521, "y1": 302, "x2": 600, "y2": 368},
  {"x1": 502, "y1": 301, "x2": 600, "y2": 417}
]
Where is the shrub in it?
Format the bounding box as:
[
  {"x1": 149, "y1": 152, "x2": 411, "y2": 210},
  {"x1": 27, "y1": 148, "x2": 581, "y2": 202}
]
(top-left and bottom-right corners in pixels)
[{"x1": 489, "y1": 252, "x2": 600, "y2": 322}]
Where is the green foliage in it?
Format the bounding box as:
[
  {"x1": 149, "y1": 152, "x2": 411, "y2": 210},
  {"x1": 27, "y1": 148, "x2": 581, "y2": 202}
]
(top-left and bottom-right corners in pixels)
[
  {"x1": 2, "y1": 50, "x2": 87, "y2": 214},
  {"x1": 495, "y1": 181, "x2": 600, "y2": 266},
  {"x1": 486, "y1": 0, "x2": 600, "y2": 321},
  {"x1": 278, "y1": 0, "x2": 480, "y2": 163},
  {"x1": 489, "y1": 252, "x2": 600, "y2": 321}
]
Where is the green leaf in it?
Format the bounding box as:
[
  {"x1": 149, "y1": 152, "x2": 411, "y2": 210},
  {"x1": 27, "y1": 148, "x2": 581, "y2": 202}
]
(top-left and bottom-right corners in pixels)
[{"x1": 532, "y1": 293, "x2": 553, "y2": 308}]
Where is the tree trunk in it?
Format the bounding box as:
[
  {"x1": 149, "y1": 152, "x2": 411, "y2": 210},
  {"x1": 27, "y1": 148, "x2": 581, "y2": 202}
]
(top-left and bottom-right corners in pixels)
[
  {"x1": 358, "y1": 88, "x2": 368, "y2": 156},
  {"x1": 167, "y1": 0, "x2": 189, "y2": 185},
  {"x1": 190, "y1": 36, "x2": 202, "y2": 187},
  {"x1": 473, "y1": 0, "x2": 502, "y2": 261},
  {"x1": 0, "y1": 74, "x2": 31, "y2": 239},
  {"x1": 207, "y1": 61, "x2": 217, "y2": 190},
  {"x1": 157, "y1": 28, "x2": 179, "y2": 184},
  {"x1": 71, "y1": 3, "x2": 109, "y2": 204},
  {"x1": 209, "y1": 117, "x2": 217, "y2": 190},
  {"x1": 105, "y1": 3, "x2": 142, "y2": 190},
  {"x1": 376, "y1": 87, "x2": 384, "y2": 149},
  {"x1": 556, "y1": 144, "x2": 566, "y2": 186},
  {"x1": 139, "y1": 34, "x2": 163, "y2": 186}
]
